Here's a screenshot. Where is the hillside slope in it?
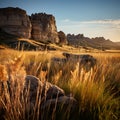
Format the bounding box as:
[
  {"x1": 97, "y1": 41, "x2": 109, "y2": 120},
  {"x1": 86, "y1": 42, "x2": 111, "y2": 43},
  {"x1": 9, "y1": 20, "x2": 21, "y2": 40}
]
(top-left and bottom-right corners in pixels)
[{"x1": 67, "y1": 34, "x2": 120, "y2": 50}]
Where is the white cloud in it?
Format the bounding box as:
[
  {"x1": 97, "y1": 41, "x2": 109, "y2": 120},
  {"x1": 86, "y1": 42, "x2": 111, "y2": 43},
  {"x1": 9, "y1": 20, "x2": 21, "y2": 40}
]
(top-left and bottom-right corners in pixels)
[{"x1": 61, "y1": 19, "x2": 70, "y2": 22}]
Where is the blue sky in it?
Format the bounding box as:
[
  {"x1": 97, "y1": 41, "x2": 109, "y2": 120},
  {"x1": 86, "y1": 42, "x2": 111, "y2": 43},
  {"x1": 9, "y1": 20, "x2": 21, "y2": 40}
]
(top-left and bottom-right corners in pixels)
[{"x1": 0, "y1": 0, "x2": 120, "y2": 42}]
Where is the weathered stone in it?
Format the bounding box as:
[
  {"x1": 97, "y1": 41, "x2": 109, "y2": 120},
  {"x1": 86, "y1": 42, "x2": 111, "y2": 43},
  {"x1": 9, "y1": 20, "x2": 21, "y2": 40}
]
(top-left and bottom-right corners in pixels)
[
  {"x1": 24, "y1": 75, "x2": 43, "y2": 104},
  {"x1": 0, "y1": 7, "x2": 31, "y2": 38},
  {"x1": 63, "y1": 53, "x2": 97, "y2": 71},
  {"x1": 24, "y1": 75, "x2": 67, "y2": 119},
  {"x1": 24, "y1": 75, "x2": 65, "y2": 103},
  {"x1": 1, "y1": 74, "x2": 78, "y2": 119},
  {"x1": 46, "y1": 84, "x2": 65, "y2": 100},
  {"x1": 30, "y1": 13, "x2": 59, "y2": 43},
  {"x1": 58, "y1": 31, "x2": 68, "y2": 45},
  {"x1": 0, "y1": 7, "x2": 69, "y2": 45},
  {"x1": 41, "y1": 96, "x2": 78, "y2": 120},
  {"x1": 63, "y1": 52, "x2": 96, "y2": 64}
]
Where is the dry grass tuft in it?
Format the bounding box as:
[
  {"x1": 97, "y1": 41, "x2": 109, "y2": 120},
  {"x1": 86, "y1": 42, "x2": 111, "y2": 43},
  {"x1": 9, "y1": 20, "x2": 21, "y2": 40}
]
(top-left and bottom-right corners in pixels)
[{"x1": 0, "y1": 64, "x2": 8, "y2": 82}]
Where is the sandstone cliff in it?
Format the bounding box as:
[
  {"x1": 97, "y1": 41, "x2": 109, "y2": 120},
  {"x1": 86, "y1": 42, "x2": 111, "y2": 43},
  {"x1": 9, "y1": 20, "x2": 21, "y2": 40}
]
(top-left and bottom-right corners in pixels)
[
  {"x1": 0, "y1": 7, "x2": 31, "y2": 38},
  {"x1": 30, "y1": 13, "x2": 59, "y2": 43},
  {"x1": 0, "y1": 7, "x2": 62, "y2": 44}
]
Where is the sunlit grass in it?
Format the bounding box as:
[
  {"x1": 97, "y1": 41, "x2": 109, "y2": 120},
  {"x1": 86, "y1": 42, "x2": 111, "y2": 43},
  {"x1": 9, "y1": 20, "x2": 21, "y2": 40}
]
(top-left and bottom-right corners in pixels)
[{"x1": 0, "y1": 49, "x2": 120, "y2": 120}]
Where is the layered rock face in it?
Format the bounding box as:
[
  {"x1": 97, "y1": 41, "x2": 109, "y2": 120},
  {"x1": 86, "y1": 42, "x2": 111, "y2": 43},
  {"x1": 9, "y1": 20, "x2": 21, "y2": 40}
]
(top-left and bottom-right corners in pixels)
[
  {"x1": 0, "y1": 7, "x2": 31, "y2": 38},
  {"x1": 30, "y1": 13, "x2": 59, "y2": 43},
  {"x1": 0, "y1": 7, "x2": 62, "y2": 44}
]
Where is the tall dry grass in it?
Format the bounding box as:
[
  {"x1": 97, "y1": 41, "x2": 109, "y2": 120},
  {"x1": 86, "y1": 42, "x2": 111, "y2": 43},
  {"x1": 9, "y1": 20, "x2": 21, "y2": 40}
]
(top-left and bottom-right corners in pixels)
[{"x1": 0, "y1": 50, "x2": 120, "y2": 120}]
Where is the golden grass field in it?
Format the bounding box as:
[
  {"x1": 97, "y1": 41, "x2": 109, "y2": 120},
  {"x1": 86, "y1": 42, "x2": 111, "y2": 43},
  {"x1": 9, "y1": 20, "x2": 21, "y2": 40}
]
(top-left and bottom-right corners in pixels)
[{"x1": 0, "y1": 47, "x2": 120, "y2": 120}]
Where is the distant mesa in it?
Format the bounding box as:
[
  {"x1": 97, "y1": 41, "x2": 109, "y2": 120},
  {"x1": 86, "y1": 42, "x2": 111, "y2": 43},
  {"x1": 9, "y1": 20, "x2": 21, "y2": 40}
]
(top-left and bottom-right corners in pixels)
[
  {"x1": 0, "y1": 7, "x2": 67, "y2": 45},
  {"x1": 67, "y1": 34, "x2": 120, "y2": 50}
]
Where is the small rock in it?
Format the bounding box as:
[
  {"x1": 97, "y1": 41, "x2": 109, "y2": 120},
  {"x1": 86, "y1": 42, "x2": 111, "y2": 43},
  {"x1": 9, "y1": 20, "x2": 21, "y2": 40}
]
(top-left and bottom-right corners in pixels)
[
  {"x1": 41, "y1": 96, "x2": 78, "y2": 120},
  {"x1": 58, "y1": 31, "x2": 68, "y2": 45}
]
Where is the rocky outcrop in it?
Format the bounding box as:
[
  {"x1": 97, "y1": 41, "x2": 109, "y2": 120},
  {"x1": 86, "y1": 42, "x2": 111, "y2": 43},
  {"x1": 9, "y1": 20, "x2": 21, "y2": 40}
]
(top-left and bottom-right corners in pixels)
[
  {"x1": 0, "y1": 74, "x2": 77, "y2": 120},
  {"x1": 25, "y1": 75, "x2": 65, "y2": 104},
  {"x1": 52, "y1": 53, "x2": 96, "y2": 72},
  {"x1": 0, "y1": 7, "x2": 63, "y2": 44},
  {"x1": 24, "y1": 75, "x2": 78, "y2": 120},
  {"x1": 30, "y1": 13, "x2": 59, "y2": 43},
  {"x1": 58, "y1": 31, "x2": 68, "y2": 45},
  {"x1": 0, "y1": 7, "x2": 31, "y2": 38}
]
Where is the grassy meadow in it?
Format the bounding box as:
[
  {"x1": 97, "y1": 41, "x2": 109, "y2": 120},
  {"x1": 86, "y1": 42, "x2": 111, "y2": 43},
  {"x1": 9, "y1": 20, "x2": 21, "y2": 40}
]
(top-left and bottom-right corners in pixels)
[{"x1": 0, "y1": 48, "x2": 120, "y2": 120}]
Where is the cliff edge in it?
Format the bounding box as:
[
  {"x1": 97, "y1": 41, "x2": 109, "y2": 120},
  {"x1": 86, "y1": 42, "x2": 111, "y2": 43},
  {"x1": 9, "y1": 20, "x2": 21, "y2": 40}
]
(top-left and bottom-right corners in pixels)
[{"x1": 0, "y1": 7, "x2": 67, "y2": 44}]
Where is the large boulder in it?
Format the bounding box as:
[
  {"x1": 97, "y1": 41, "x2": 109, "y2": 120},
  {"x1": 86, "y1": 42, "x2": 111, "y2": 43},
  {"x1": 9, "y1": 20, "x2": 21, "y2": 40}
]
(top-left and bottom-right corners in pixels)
[
  {"x1": 24, "y1": 75, "x2": 78, "y2": 120},
  {"x1": 30, "y1": 13, "x2": 59, "y2": 43},
  {"x1": 24, "y1": 75, "x2": 65, "y2": 104},
  {"x1": 52, "y1": 53, "x2": 96, "y2": 72},
  {"x1": 0, "y1": 7, "x2": 31, "y2": 38},
  {"x1": 63, "y1": 53, "x2": 96, "y2": 72},
  {"x1": 0, "y1": 72, "x2": 78, "y2": 119}
]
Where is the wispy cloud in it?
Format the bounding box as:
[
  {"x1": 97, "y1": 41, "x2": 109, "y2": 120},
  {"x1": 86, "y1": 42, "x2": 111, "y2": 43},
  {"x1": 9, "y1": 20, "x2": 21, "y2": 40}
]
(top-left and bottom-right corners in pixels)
[
  {"x1": 60, "y1": 19, "x2": 120, "y2": 25},
  {"x1": 61, "y1": 19, "x2": 71, "y2": 22},
  {"x1": 80, "y1": 19, "x2": 120, "y2": 25}
]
